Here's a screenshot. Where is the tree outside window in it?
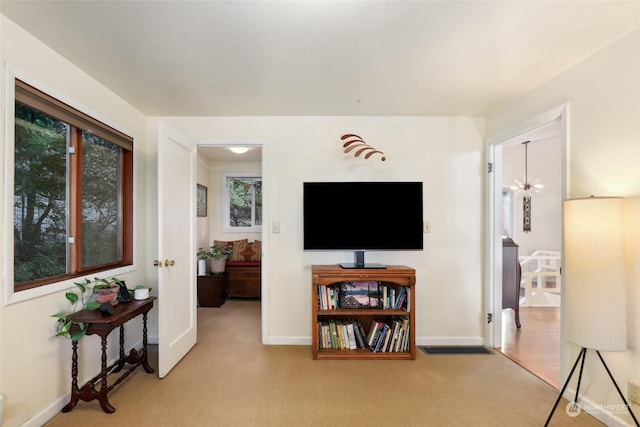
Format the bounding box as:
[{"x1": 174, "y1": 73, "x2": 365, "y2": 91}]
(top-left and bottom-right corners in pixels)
[
  {"x1": 13, "y1": 79, "x2": 133, "y2": 291},
  {"x1": 224, "y1": 175, "x2": 262, "y2": 231}
]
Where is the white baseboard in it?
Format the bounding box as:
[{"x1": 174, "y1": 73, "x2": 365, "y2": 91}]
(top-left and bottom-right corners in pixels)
[{"x1": 263, "y1": 336, "x2": 311, "y2": 345}]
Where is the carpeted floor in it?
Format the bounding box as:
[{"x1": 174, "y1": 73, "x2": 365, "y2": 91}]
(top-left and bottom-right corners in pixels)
[{"x1": 45, "y1": 299, "x2": 602, "y2": 426}]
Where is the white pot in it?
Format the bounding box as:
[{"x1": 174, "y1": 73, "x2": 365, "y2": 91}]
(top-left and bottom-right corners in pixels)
[
  {"x1": 210, "y1": 258, "x2": 227, "y2": 274},
  {"x1": 197, "y1": 259, "x2": 207, "y2": 276}
]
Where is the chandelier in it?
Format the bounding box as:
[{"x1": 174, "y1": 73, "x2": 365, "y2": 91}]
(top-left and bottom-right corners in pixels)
[{"x1": 510, "y1": 141, "x2": 543, "y2": 232}]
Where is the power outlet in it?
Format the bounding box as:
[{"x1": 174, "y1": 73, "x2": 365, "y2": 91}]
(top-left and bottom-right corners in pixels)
[{"x1": 629, "y1": 381, "x2": 640, "y2": 405}]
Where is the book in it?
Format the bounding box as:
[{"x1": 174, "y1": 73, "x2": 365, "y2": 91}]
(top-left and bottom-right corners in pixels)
[
  {"x1": 388, "y1": 319, "x2": 400, "y2": 352},
  {"x1": 338, "y1": 281, "x2": 381, "y2": 309},
  {"x1": 329, "y1": 321, "x2": 338, "y2": 348},
  {"x1": 373, "y1": 323, "x2": 389, "y2": 352},
  {"x1": 337, "y1": 321, "x2": 346, "y2": 349},
  {"x1": 352, "y1": 320, "x2": 367, "y2": 349},
  {"x1": 346, "y1": 323, "x2": 357, "y2": 350},
  {"x1": 329, "y1": 286, "x2": 338, "y2": 309},
  {"x1": 366, "y1": 320, "x2": 382, "y2": 348},
  {"x1": 356, "y1": 321, "x2": 368, "y2": 347},
  {"x1": 394, "y1": 286, "x2": 408, "y2": 310}
]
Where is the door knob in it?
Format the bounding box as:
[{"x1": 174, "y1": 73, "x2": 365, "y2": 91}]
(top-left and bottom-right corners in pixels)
[
  {"x1": 153, "y1": 260, "x2": 162, "y2": 268},
  {"x1": 164, "y1": 259, "x2": 175, "y2": 267}
]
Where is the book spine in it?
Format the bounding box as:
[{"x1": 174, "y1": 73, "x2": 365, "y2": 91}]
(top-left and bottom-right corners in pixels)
[{"x1": 352, "y1": 320, "x2": 367, "y2": 349}]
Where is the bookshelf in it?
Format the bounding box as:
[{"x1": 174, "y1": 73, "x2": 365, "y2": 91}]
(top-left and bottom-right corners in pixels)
[{"x1": 311, "y1": 264, "x2": 416, "y2": 360}]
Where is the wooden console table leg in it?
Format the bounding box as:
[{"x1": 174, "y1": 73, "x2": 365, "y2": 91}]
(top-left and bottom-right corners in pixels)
[
  {"x1": 141, "y1": 312, "x2": 154, "y2": 373},
  {"x1": 112, "y1": 325, "x2": 126, "y2": 373},
  {"x1": 61, "y1": 340, "x2": 79, "y2": 412},
  {"x1": 97, "y1": 336, "x2": 115, "y2": 413}
]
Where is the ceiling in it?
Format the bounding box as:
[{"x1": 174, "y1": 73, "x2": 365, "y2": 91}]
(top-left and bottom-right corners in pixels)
[{"x1": 1, "y1": 1, "x2": 638, "y2": 118}]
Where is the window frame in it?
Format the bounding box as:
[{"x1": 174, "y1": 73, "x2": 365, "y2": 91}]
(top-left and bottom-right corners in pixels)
[
  {"x1": 3, "y1": 71, "x2": 136, "y2": 305},
  {"x1": 222, "y1": 173, "x2": 262, "y2": 232}
]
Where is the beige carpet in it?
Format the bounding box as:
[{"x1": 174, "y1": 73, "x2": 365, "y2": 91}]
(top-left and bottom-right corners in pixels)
[{"x1": 45, "y1": 299, "x2": 602, "y2": 427}]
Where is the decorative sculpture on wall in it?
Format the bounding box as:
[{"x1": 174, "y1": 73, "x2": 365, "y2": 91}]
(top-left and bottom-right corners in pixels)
[{"x1": 340, "y1": 134, "x2": 386, "y2": 161}]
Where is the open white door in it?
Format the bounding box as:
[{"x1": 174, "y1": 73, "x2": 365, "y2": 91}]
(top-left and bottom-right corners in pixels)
[
  {"x1": 485, "y1": 143, "x2": 504, "y2": 348},
  {"x1": 157, "y1": 121, "x2": 197, "y2": 378}
]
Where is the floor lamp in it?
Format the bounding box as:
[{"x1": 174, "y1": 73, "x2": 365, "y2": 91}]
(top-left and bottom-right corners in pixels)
[{"x1": 545, "y1": 197, "x2": 639, "y2": 426}]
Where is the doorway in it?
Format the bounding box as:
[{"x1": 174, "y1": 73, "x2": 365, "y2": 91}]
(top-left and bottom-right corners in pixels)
[
  {"x1": 196, "y1": 144, "x2": 266, "y2": 341},
  {"x1": 486, "y1": 105, "x2": 567, "y2": 388}
]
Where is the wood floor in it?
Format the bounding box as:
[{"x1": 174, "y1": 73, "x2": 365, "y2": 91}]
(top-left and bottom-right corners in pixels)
[{"x1": 499, "y1": 306, "x2": 561, "y2": 389}]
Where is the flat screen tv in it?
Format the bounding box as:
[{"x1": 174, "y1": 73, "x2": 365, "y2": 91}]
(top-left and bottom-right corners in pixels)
[{"x1": 303, "y1": 181, "x2": 423, "y2": 269}]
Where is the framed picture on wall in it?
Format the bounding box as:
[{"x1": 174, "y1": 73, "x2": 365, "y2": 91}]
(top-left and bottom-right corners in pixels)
[{"x1": 197, "y1": 184, "x2": 207, "y2": 217}]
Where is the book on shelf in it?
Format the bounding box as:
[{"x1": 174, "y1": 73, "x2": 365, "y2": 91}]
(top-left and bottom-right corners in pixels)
[
  {"x1": 319, "y1": 317, "x2": 409, "y2": 353},
  {"x1": 351, "y1": 320, "x2": 367, "y2": 349},
  {"x1": 346, "y1": 323, "x2": 357, "y2": 350},
  {"x1": 319, "y1": 319, "x2": 368, "y2": 350}
]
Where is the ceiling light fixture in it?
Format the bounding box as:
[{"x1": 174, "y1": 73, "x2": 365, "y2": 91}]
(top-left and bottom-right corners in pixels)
[
  {"x1": 510, "y1": 141, "x2": 543, "y2": 233},
  {"x1": 229, "y1": 147, "x2": 249, "y2": 154}
]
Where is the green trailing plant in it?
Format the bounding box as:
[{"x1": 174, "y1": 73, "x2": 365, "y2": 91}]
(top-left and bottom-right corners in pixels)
[{"x1": 51, "y1": 277, "x2": 126, "y2": 341}]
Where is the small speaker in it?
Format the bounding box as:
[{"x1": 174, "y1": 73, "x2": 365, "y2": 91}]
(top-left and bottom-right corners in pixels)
[{"x1": 99, "y1": 302, "x2": 114, "y2": 316}]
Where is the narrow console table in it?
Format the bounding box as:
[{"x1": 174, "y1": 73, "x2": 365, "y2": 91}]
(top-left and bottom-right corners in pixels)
[{"x1": 62, "y1": 297, "x2": 156, "y2": 413}]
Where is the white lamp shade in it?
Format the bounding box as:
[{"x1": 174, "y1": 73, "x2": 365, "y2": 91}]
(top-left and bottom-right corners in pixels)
[{"x1": 564, "y1": 197, "x2": 626, "y2": 351}]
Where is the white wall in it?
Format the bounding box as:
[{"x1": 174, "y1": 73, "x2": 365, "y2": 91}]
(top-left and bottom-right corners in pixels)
[
  {"x1": 163, "y1": 116, "x2": 485, "y2": 342},
  {"x1": 486, "y1": 30, "x2": 640, "y2": 426},
  {"x1": 0, "y1": 16, "x2": 152, "y2": 427}
]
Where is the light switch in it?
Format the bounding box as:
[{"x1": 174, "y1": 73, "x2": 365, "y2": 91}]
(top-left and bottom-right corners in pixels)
[{"x1": 272, "y1": 222, "x2": 280, "y2": 233}]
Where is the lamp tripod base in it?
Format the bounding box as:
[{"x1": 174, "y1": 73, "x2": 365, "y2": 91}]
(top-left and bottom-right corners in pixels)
[{"x1": 545, "y1": 347, "x2": 639, "y2": 426}]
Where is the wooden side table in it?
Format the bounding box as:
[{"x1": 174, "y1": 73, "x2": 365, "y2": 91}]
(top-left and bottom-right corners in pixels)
[
  {"x1": 61, "y1": 297, "x2": 156, "y2": 413},
  {"x1": 197, "y1": 273, "x2": 227, "y2": 307}
]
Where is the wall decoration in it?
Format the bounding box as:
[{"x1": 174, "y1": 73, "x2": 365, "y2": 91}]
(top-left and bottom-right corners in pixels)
[
  {"x1": 340, "y1": 134, "x2": 386, "y2": 161},
  {"x1": 197, "y1": 184, "x2": 207, "y2": 217}
]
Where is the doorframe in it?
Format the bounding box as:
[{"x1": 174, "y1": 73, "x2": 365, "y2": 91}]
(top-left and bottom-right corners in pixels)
[
  {"x1": 484, "y1": 104, "x2": 569, "y2": 375},
  {"x1": 195, "y1": 139, "x2": 268, "y2": 344}
]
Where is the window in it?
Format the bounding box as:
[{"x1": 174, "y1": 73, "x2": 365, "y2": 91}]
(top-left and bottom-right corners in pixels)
[
  {"x1": 13, "y1": 79, "x2": 133, "y2": 291},
  {"x1": 224, "y1": 174, "x2": 262, "y2": 231}
]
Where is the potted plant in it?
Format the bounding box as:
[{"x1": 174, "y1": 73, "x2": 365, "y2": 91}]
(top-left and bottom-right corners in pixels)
[
  {"x1": 197, "y1": 247, "x2": 211, "y2": 276},
  {"x1": 209, "y1": 243, "x2": 233, "y2": 274},
  {"x1": 51, "y1": 277, "x2": 122, "y2": 341},
  {"x1": 51, "y1": 277, "x2": 133, "y2": 340}
]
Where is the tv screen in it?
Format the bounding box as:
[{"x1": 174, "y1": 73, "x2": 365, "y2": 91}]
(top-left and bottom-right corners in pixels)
[{"x1": 303, "y1": 182, "x2": 424, "y2": 255}]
